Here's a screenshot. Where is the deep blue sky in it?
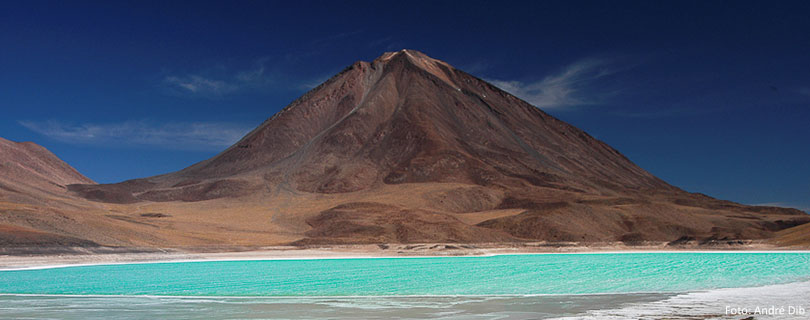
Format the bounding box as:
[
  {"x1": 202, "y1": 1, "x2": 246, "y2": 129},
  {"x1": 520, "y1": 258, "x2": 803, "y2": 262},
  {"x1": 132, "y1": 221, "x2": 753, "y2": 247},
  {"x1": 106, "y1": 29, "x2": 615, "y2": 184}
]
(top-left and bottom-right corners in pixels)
[{"x1": 1, "y1": 1, "x2": 808, "y2": 211}]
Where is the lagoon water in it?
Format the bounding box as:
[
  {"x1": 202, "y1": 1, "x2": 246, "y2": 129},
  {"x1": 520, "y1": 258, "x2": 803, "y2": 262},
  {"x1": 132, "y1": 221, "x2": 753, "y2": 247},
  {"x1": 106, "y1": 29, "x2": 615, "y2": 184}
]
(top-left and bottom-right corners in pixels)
[{"x1": 1, "y1": 253, "x2": 809, "y2": 319}]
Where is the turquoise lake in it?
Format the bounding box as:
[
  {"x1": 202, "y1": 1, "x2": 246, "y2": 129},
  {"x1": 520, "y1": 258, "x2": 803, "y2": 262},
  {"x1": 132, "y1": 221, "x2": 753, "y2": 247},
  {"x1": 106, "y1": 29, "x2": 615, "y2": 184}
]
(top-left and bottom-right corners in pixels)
[{"x1": 1, "y1": 252, "x2": 809, "y2": 296}]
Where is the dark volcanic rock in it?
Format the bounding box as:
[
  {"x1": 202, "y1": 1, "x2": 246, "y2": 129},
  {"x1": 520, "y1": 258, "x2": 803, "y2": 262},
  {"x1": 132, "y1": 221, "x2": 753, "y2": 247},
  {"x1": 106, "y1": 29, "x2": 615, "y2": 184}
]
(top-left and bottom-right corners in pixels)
[{"x1": 294, "y1": 202, "x2": 514, "y2": 244}]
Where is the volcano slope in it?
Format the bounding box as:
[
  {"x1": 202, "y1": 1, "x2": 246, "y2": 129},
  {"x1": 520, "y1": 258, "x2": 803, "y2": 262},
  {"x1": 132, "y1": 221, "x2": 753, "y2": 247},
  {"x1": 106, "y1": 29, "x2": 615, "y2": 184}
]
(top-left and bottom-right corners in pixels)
[{"x1": 14, "y1": 49, "x2": 807, "y2": 247}]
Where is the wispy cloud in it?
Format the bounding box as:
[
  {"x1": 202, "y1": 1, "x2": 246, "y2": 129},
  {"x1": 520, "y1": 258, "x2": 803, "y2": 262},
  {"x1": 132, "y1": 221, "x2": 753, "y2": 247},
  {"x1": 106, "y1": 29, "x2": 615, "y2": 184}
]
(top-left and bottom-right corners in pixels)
[
  {"x1": 162, "y1": 60, "x2": 275, "y2": 98},
  {"x1": 486, "y1": 58, "x2": 620, "y2": 109},
  {"x1": 798, "y1": 87, "x2": 810, "y2": 97},
  {"x1": 366, "y1": 36, "x2": 393, "y2": 49},
  {"x1": 164, "y1": 75, "x2": 239, "y2": 96},
  {"x1": 19, "y1": 120, "x2": 252, "y2": 151}
]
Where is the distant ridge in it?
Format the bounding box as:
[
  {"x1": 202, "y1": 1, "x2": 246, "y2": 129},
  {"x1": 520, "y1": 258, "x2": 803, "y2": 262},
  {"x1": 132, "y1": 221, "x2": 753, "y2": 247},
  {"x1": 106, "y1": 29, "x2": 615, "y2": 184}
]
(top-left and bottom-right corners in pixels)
[
  {"x1": 0, "y1": 137, "x2": 94, "y2": 197},
  {"x1": 0, "y1": 138, "x2": 101, "y2": 250}
]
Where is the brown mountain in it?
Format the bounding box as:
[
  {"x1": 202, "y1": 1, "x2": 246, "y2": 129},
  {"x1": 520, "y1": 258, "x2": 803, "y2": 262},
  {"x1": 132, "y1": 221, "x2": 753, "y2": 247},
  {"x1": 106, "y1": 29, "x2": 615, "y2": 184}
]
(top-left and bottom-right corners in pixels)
[
  {"x1": 0, "y1": 137, "x2": 94, "y2": 196},
  {"x1": 4, "y1": 50, "x2": 808, "y2": 249},
  {"x1": 0, "y1": 138, "x2": 103, "y2": 249}
]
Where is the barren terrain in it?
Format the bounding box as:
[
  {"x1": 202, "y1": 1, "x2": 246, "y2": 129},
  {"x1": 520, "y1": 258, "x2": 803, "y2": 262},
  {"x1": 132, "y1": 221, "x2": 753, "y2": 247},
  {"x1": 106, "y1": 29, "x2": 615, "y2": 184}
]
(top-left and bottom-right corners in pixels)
[{"x1": 1, "y1": 50, "x2": 808, "y2": 252}]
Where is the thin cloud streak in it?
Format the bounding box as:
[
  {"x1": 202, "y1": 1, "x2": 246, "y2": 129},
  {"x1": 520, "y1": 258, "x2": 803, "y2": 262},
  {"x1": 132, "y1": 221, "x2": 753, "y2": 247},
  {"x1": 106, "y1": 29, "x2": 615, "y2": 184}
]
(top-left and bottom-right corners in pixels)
[
  {"x1": 19, "y1": 120, "x2": 252, "y2": 151},
  {"x1": 164, "y1": 75, "x2": 238, "y2": 96},
  {"x1": 487, "y1": 58, "x2": 619, "y2": 109},
  {"x1": 162, "y1": 60, "x2": 275, "y2": 97}
]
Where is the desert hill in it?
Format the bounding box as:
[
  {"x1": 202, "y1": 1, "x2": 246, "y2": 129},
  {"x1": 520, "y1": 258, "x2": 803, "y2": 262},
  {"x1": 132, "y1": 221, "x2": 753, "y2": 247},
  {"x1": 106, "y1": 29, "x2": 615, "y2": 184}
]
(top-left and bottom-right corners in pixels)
[
  {"x1": 0, "y1": 137, "x2": 94, "y2": 197},
  {"x1": 0, "y1": 138, "x2": 107, "y2": 250}
]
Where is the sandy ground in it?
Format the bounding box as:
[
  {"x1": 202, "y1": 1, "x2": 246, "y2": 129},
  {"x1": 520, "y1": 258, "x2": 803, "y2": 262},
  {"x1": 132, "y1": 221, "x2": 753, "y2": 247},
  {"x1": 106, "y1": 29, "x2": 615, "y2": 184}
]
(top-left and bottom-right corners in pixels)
[{"x1": 2, "y1": 241, "x2": 807, "y2": 270}]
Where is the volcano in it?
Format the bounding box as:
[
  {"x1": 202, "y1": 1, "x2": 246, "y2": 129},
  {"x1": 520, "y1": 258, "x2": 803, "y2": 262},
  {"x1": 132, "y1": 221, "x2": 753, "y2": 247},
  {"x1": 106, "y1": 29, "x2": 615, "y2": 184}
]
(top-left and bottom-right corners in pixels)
[
  {"x1": 9, "y1": 50, "x2": 808, "y2": 247},
  {"x1": 72, "y1": 50, "x2": 676, "y2": 201}
]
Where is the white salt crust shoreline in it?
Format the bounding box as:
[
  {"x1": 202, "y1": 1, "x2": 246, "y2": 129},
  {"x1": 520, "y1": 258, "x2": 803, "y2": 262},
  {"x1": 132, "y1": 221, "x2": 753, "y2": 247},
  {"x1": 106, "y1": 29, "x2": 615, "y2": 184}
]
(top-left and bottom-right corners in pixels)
[
  {"x1": 2, "y1": 245, "x2": 809, "y2": 271},
  {"x1": 550, "y1": 280, "x2": 810, "y2": 320}
]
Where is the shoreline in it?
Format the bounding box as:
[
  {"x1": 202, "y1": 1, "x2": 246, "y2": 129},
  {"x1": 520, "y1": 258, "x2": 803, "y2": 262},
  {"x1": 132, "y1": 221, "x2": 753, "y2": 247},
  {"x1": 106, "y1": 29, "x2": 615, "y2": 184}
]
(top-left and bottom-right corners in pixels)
[
  {"x1": 2, "y1": 275, "x2": 809, "y2": 320},
  {"x1": 2, "y1": 242, "x2": 809, "y2": 271},
  {"x1": 3, "y1": 282, "x2": 808, "y2": 320}
]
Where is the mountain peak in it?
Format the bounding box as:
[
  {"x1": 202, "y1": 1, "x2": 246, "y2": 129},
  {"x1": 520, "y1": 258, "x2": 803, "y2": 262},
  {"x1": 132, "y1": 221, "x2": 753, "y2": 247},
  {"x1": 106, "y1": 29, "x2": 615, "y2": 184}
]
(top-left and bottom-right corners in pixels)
[
  {"x1": 375, "y1": 49, "x2": 451, "y2": 68},
  {"x1": 374, "y1": 49, "x2": 459, "y2": 89},
  {"x1": 73, "y1": 48, "x2": 671, "y2": 200},
  {"x1": 376, "y1": 49, "x2": 430, "y2": 61}
]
